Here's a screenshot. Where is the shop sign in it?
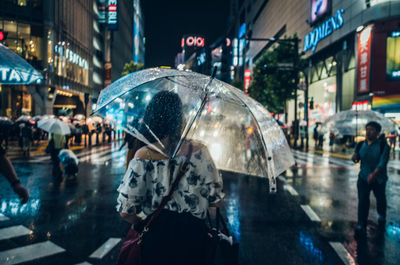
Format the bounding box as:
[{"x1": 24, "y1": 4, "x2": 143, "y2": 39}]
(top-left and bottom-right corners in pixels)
[
  {"x1": 310, "y1": 0, "x2": 330, "y2": 24},
  {"x1": 233, "y1": 38, "x2": 238, "y2": 66},
  {"x1": 357, "y1": 26, "x2": 372, "y2": 93},
  {"x1": 238, "y1": 23, "x2": 246, "y2": 39},
  {"x1": 108, "y1": 0, "x2": 118, "y2": 30},
  {"x1": 97, "y1": 0, "x2": 107, "y2": 23},
  {"x1": 197, "y1": 52, "x2": 206, "y2": 66},
  {"x1": 54, "y1": 44, "x2": 89, "y2": 70},
  {"x1": 184, "y1": 36, "x2": 205, "y2": 48},
  {"x1": 244, "y1": 69, "x2": 251, "y2": 94},
  {"x1": 0, "y1": 68, "x2": 41, "y2": 84},
  {"x1": 352, "y1": 101, "x2": 368, "y2": 111},
  {"x1": 303, "y1": 9, "x2": 344, "y2": 53}
]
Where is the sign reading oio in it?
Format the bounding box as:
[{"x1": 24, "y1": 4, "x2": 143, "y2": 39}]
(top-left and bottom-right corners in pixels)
[{"x1": 303, "y1": 9, "x2": 344, "y2": 53}]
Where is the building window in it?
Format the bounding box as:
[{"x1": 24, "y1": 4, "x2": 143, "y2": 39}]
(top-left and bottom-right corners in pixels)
[{"x1": 18, "y1": 0, "x2": 27, "y2": 6}]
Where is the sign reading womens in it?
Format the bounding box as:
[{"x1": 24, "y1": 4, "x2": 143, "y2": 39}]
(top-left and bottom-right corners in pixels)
[{"x1": 303, "y1": 9, "x2": 344, "y2": 53}]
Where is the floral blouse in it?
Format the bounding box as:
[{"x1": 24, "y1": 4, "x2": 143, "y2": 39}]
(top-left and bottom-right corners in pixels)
[{"x1": 116, "y1": 145, "x2": 224, "y2": 219}]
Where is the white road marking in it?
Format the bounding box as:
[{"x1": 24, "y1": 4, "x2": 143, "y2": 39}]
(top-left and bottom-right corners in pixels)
[
  {"x1": 74, "y1": 262, "x2": 92, "y2": 265},
  {"x1": 0, "y1": 225, "x2": 32, "y2": 240},
  {"x1": 284, "y1": 185, "x2": 298, "y2": 196},
  {"x1": 26, "y1": 145, "x2": 114, "y2": 163},
  {"x1": 329, "y1": 242, "x2": 356, "y2": 265},
  {"x1": 0, "y1": 214, "x2": 10, "y2": 221},
  {"x1": 0, "y1": 241, "x2": 65, "y2": 265},
  {"x1": 301, "y1": 205, "x2": 321, "y2": 222},
  {"x1": 89, "y1": 238, "x2": 121, "y2": 259}
]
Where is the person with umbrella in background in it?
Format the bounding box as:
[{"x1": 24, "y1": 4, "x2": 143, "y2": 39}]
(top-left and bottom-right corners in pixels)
[
  {"x1": 351, "y1": 121, "x2": 390, "y2": 238},
  {"x1": 49, "y1": 132, "x2": 66, "y2": 181},
  {"x1": 38, "y1": 118, "x2": 70, "y2": 181}
]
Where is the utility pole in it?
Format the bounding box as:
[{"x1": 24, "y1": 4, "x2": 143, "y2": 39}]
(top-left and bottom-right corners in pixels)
[{"x1": 293, "y1": 38, "x2": 299, "y2": 149}]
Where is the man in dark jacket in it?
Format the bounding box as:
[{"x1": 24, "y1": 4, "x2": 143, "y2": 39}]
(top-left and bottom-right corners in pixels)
[{"x1": 351, "y1": 121, "x2": 390, "y2": 238}]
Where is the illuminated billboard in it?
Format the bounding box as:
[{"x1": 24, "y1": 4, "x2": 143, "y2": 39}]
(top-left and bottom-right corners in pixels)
[
  {"x1": 386, "y1": 31, "x2": 400, "y2": 80},
  {"x1": 310, "y1": 0, "x2": 330, "y2": 24},
  {"x1": 357, "y1": 26, "x2": 372, "y2": 94},
  {"x1": 108, "y1": 0, "x2": 118, "y2": 30}
]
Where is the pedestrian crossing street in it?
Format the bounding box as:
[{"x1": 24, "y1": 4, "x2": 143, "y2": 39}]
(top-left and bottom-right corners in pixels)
[
  {"x1": 0, "y1": 213, "x2": 121, "y2": 264},
  {"x1": 292, "y1": 149, "x2": 400, "y2": 172},
  {"x1": 17, "y1": 145, "x2": 125, "y2": 165}
]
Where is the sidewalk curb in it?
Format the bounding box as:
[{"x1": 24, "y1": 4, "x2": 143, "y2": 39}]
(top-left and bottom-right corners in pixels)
[{"x1": 313, "y1": 150, "x2": 351, "y2": 160}]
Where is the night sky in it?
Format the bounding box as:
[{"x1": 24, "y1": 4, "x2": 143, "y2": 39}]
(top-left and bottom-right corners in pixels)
[{"x1": 142, "y1": 0, "x2": 230, "y2": 67}]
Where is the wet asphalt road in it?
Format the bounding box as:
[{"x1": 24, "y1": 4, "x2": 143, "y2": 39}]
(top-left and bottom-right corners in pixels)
[{"x1": 0, "y1": 142, "x2": 399, "y2": 265}]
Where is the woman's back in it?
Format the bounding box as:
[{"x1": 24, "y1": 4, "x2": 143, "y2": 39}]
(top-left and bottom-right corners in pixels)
[
  {"x1": 116, "y1": 141, "x2": 223, "y2": 265},
  {"x1": 117, "y1": 141, "x2": 223, "y2": 220}
]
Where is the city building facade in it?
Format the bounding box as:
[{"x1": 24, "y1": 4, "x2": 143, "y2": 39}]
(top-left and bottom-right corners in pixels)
[
  {"x1": 0, "y1": 0, "x2": 145, "y2": 118},
  {"x1": 236, "y1": 0, "x2": 400, "y2": 125}
]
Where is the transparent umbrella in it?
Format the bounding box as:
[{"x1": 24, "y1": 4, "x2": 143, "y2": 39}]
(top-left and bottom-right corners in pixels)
[
  {"x1": 94, "y1": 68, "x2": 294, "y2": 192},
  {"x1": 16, "y1": 115, "x2": 32, "y2": 123},
  {"x1": 319, "y1": 110, "x2": 398, "y2": 136},
  {"x1": 37, "y1": 118, "x2": 71, "y2": 135}
]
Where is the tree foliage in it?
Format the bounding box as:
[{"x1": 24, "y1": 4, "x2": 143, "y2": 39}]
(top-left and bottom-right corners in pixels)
[
  {"x1": 248, "y1": 35, "x2": 303, "y2": 114},
  {"x1": 231, "y1": 78, "x2": 244, "y2": 90},
  {"x1": 121, "y1": 61, "x2": 144, "y2": 76}
]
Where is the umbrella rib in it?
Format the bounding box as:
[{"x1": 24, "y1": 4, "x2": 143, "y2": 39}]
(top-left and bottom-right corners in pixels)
[
  {"x1": 171, "y1": 73, "x2": 217, "y2": 159},
  {"x1": 172, "y1": 93, "x2": 209, "y2": 159}
]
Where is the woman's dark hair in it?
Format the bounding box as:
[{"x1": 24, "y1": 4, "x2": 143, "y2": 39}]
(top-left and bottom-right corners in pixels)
[
  {"x1": 366, "y1": 121, "x2": 382, "y2": 133},
  {"x1": 140, "y1": 90, "x2": 183, "y2": 149}
]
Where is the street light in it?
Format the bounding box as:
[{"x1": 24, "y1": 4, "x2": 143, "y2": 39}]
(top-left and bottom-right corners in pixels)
[{"x1": 246, "y1": 37, "x2": 307, "y2": 150}]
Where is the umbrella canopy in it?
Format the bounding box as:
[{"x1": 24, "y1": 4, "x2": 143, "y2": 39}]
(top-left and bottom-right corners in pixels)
[
  {"x1": 0, "y1": 116, "x2": 14, "y2": 129},
  {"x1": 319, "y1": 110, "x2": 398, "y2": 136},
  {"x1": 74, "y1": 114, "x2": 85, "y2": 121},
  {"x1": 94, "y1": 68, "x2": 294, "y2": 192},
  {"x1": 37, "y1": 118, "x2": 71, "y2": 135},
  {"x1": 0, "y1": 43, "x2": 43, "y2": 85},
  {"x1": 16, "y1": 115, "x2": 32, "y2": 122},
  {"x1": 87, "y1": 116, "x2": 103, "y2": 124}
]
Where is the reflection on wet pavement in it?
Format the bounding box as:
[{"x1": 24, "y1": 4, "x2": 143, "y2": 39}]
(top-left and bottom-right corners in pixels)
[{"x1": 0, "y1": 145, "x2": 399, "y2": 264}]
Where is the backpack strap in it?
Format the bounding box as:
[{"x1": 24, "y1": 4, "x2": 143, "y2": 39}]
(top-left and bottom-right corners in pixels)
[
  {"x1": 379, "y1": 137, "x2": 388, "y2": 156},
  {"x1": 355, "y1": 140, "x2": 364, "y2": 154}
]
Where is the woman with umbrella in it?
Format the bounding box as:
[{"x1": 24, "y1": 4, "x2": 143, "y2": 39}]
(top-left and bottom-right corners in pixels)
[{"x1": 116, "y1": 91, "x2": 224, "y2": 265}]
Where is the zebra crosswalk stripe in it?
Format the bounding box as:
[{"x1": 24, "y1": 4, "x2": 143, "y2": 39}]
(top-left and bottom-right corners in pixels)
[
  {"x1": 0, "y1": 214, "x2": 10, "y2": 221},
  {"x1": 0, "y1": 225, "x2": 32, "y2": 240},
  {"x1": 89, "y1": 238, "x2": 121, "y2": 259},
  {"x1": 0, "y1": 241, "x2": 65, "y2": 265}
]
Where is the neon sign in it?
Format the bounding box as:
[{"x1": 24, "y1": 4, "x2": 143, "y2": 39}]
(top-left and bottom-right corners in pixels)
[
  {"x1": 303, "y1": 9, "x2": 344, "y2": 53},
  {"x1": 357, "y1": 26, "x2": 372, "y2": 93},
  {"x1": 310, "y1": 0, "x2": 330, "y2": 24},
  {"x1": 185, "y1": 36, "x2": 205, "y2": 47},
  {"x1": 54, "y1": 45, "x2": 89, "y2": 70}
]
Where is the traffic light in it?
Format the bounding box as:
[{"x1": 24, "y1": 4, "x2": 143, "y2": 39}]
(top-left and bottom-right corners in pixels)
[{"x1": 0, "y1": 31, "x2": 8, "y2": 41}]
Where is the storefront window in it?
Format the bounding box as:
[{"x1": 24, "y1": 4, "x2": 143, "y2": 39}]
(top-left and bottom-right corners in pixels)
[
  {"x1": 1, "y1": 20, "x2": 42, "y2": 64},
  {"x1": 308, "y1": 76, "x2": 336, "y2": 122},
  {"x1": 18, "y1": 0, "x2": 27, "y2": 6}
]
